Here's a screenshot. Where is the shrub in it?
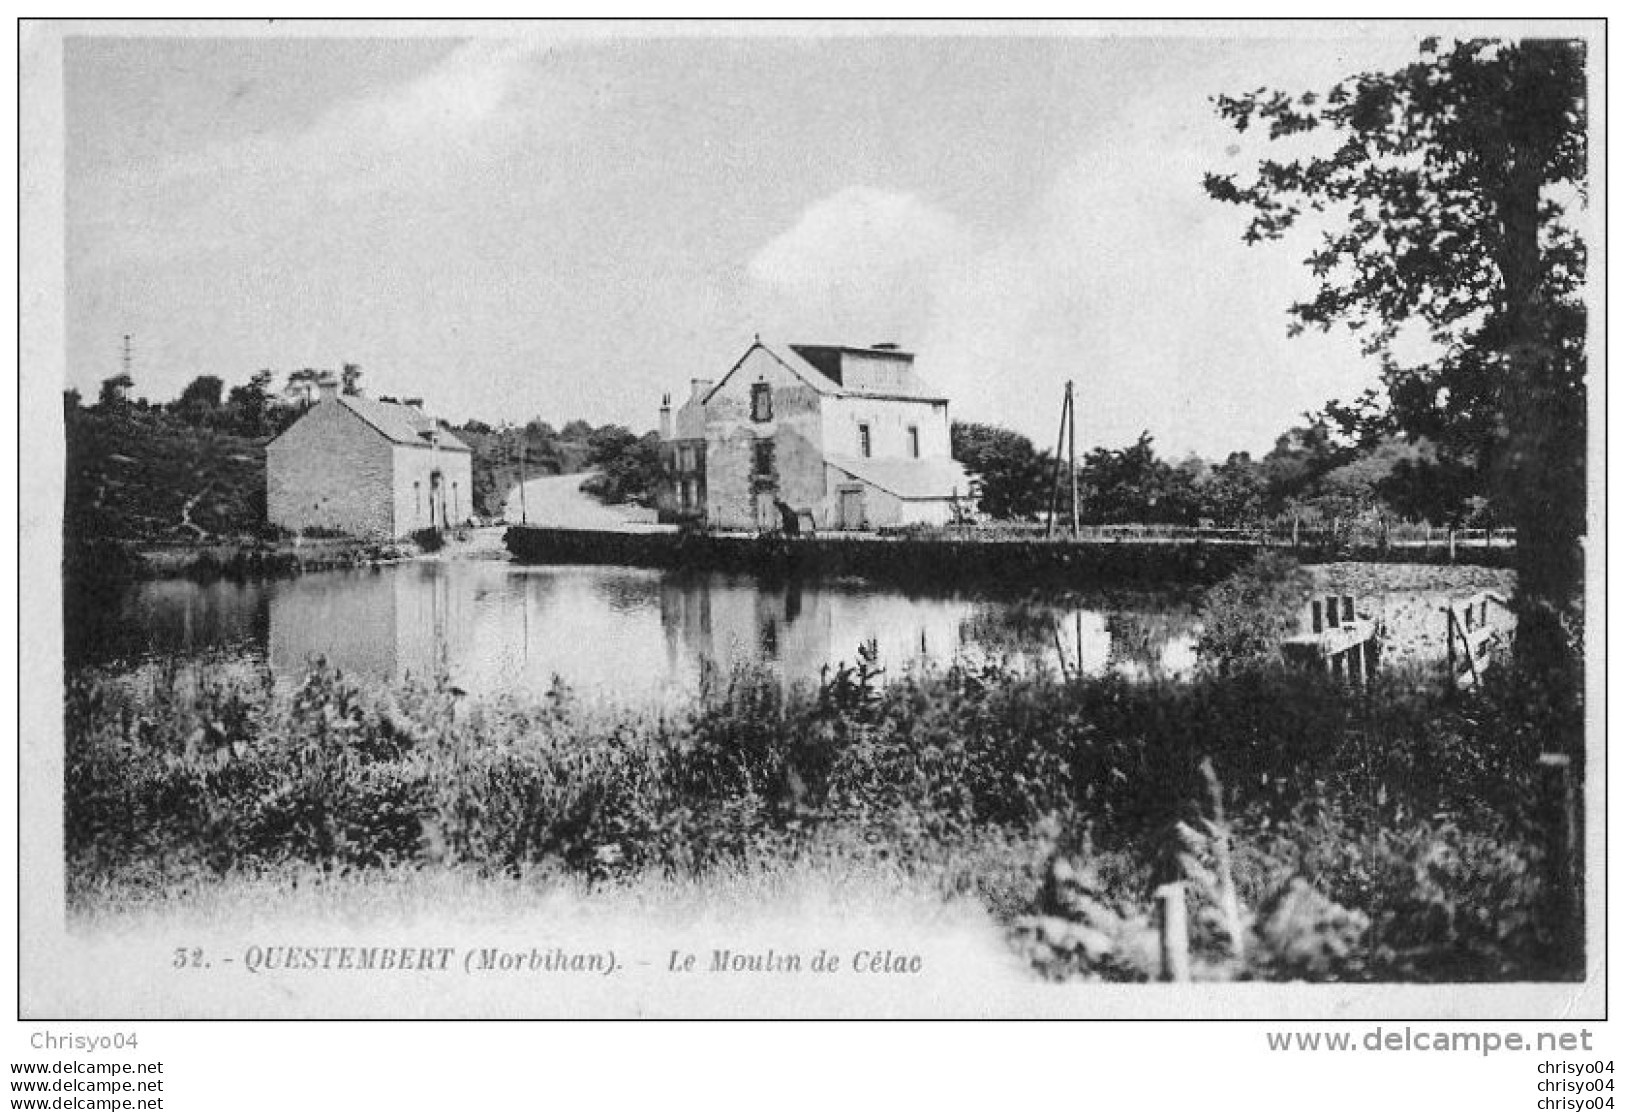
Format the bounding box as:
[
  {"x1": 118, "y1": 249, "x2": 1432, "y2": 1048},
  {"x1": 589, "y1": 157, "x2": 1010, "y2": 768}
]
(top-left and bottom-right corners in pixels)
[
  {"x1": 1195, "y1": 552, "x2": 1311, "y2": 673},
  {"x1": 64, "y1": 649, "x2": 1574, "y2": 982}
]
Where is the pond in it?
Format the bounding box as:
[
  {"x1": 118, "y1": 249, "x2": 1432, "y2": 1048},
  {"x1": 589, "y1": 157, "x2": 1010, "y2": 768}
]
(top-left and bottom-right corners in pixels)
[{"x1": 66, "y1": 559, "x2": 1200, "y2": 709}]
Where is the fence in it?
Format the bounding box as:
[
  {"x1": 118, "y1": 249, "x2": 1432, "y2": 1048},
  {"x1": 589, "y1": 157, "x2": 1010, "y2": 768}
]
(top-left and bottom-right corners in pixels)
[
  {"x1": 894, "y1": 518, "x2": 1516, "y2": 554},
  {"x1": 1443, "y1": 591, "x2": 1514, "y2": 689}
]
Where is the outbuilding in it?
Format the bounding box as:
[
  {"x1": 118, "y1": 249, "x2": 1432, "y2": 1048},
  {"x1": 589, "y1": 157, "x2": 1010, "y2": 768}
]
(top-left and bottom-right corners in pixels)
[{"x1": 266, "y1": 381, "x2": 473, "y2": 539}]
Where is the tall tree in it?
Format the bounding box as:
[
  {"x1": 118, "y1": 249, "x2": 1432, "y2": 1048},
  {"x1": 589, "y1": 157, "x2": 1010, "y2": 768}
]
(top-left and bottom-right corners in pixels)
[
  {"x1": 174, "y1": 374, "x2": 225, "y2": 424},
  {"x1": 284, "y1": 368, "x2": 326, "y2": 410},
  {"x1": 950, "y1": 421, "x2": 1051, "y2": 519},
  {"x1": 226, "y1": 369, "x2": 282, "y2": 437},
  {"x1": 1205, "y1": 37, "x2": 1587, "y2": 676},
  {"x1": 98, "y1": 372, "x2": 133, "y2": 408}
]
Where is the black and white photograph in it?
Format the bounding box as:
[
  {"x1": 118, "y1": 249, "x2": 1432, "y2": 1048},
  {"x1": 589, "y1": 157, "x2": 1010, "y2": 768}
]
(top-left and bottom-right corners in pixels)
[{"x1": 17, "y1": 15, "x2": 1603, "y2": 1049}]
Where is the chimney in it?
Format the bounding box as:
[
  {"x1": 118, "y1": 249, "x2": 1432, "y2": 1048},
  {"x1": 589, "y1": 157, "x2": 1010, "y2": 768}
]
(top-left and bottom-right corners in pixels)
[
  {"x1": 317, "y1": 378, "x2": 339, "y2": 403},
  {"x1": 871, "y1": 342, "x2": 899, "y2": 351},
  {"x1": 659, "y1": 393, "x2": 672, "y2": 439},
  {"x1": 690, "y1": 379, "x2": 714, "y2": 404},
  {"x1": 404, "y1": 398, "x2": 425, "y2": 410}
]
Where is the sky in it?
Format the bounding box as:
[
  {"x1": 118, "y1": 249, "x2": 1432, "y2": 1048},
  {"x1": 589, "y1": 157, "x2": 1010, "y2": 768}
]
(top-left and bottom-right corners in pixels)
[{"x1": 64, "y1": 27, "x2": 1433, "y2": 458}]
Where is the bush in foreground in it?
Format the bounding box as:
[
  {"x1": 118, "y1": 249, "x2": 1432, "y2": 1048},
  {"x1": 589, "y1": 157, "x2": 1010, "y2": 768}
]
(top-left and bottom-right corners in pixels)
[{"x1": 65, "y1": 651, "x2": 1578, "y2": 982}]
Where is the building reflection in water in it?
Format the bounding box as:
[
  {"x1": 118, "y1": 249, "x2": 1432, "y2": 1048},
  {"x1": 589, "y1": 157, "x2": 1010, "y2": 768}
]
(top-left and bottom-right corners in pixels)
[{"x1": 71, "y1": 562, "x2": 1203, "y2": 708}]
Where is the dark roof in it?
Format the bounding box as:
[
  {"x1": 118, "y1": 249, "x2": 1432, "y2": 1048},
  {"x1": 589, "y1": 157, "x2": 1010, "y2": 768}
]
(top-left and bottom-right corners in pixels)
[
  {"x1": 338, "y1": 396, "x2": 471, "y2": 452},
  {"x1": 705, "y1": 340, "x2": 946, "y2": 404}
]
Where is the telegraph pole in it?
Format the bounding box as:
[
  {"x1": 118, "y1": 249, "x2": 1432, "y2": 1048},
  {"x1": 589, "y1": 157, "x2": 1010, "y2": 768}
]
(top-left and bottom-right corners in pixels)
[
  {"x1": 517, "y1": 434, "x2": 529, "y2": 525},
  {"x1": 1067, "y1": 379, "x2": 1079, "y2": 538},
  {"x1": 1046, "y1": 382, "x2": 1079, "y2": 538},
  {"x1": 1046, "y1": 384, "x2": 1070, "y2": 538}
]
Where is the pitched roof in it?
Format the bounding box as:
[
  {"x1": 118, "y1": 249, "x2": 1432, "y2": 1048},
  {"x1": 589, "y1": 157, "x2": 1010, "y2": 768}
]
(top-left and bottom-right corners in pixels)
[
  {"x1": 338, "y1": 396, "x2": 472, "y2": 453},
  {"x1": 825, "y1": 454, "x2": 973, "y2": 501},
  {"x1": 705, "y1": 340, "x2": 947, "y2": 405}
]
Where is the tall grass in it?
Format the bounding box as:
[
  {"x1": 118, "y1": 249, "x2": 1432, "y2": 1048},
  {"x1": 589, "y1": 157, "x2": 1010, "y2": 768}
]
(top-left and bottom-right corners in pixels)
[{"x1": 65, "y1": 644, "x2": 1576, "y2": 982}]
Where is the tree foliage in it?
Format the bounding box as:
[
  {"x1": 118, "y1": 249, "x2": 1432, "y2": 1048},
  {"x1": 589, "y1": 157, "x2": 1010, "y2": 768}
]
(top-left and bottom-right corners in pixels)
[
  {"x1": 951, "y1": 421, "x2": 1051, "y2": 519},
  {"x1": 1205, "y1": 37, "x2": 1587, "y2": 675}
]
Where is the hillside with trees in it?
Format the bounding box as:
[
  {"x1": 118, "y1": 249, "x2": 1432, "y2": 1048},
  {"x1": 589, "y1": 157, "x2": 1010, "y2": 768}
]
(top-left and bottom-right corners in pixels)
[{"x1": 63, "y1": 366, "x2": 661, "y2": 557}]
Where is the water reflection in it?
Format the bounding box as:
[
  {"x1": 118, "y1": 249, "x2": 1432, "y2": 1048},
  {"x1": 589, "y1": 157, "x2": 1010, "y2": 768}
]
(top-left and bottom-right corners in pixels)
[{"x1": 70, "y1": 562, "x2": 1199, "y2": 707}]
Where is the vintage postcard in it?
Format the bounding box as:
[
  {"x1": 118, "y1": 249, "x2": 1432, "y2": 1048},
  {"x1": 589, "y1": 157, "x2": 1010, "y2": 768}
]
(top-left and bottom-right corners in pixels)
[{"x1": 19, "y1": 18, "x2": 1604, "y2": 1021}]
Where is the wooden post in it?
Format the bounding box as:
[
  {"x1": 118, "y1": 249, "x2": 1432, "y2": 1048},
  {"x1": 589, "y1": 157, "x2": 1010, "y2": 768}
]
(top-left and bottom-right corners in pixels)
[
  {"x1": 1156, "y1": 882, "x2": 1190, "y2": 982},
  {"x1": 1045, "y1": 386, "x2": 1069, "y2": 538},
  {"x1": 1447, "y1": 526, "x2": 1456, "y2": 564},
  {"x1": 1292, "y1": 514, "x2": 1300, "y2": 548},
  {"x1": 1444, "y1": 607, "x2": 1457, "y2": 694},
  {"x1": 1067, "y1": 381, "x2": 1079, "y2": 538},
  {"x1": 1538, "y1": 754, "x2": 1581, "y2": 968},
  {"x1": 517, "y1": 439, "x2": 529, "y2": 525}
]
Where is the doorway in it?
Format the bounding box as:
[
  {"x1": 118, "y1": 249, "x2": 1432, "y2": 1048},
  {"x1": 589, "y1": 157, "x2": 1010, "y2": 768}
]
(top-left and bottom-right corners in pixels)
[{"x1": 838, "y1": 485, "x2": 866, "y2": 531}]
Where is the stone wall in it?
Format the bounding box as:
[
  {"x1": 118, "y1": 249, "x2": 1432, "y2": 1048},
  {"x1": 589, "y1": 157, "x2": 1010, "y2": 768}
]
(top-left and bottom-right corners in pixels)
[
  {"x1": 703, "y1": 347, "x2": 826, "y2": 531},
  {"x1": 267, "y1": 401, "x2": 396, "y2": 538},
  {"x1": 392, "y1": 443, "x2": 474, "y2": 534}
]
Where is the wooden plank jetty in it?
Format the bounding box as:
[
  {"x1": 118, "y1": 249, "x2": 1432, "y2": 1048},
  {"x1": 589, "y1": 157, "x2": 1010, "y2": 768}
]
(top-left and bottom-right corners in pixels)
[{"x1": 1280, "y1": 593, "x2": 1379, "y2": 683}]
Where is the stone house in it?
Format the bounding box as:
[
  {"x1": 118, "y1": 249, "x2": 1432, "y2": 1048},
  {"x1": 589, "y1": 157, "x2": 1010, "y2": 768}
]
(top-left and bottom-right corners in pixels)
[
  {"x1": 658, "y1": 339, "x2": 971, "y2": 531},
  {"x1": 266, "y1": 381, "x2": 474, "y2": 539}
]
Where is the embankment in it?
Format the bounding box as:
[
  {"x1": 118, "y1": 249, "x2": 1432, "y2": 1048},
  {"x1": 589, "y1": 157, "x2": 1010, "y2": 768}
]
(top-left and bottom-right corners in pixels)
[{"x1": 504, "y1": 526, "x2": 1512, "y2": 589}]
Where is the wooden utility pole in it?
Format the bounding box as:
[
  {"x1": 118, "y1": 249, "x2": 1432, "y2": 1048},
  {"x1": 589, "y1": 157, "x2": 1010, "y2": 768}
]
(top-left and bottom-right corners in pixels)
[
  {"x1": 1046, "y1": 383, "x2": 1077, "y2": 538},
  {"x1": 1067, "y1": 380, "x2": 1078, "y2": 537},
  {"x1": 1046, "y1": 382, "x2": 1072, "y2": 539},
  {"x1": 517, "y1": 436, "x2": 530, "y2": 525}
]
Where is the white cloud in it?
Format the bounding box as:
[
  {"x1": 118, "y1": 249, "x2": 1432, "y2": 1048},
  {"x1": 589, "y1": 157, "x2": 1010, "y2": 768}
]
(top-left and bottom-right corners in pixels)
[
  {"x1": 747, "y1": 186, "x2": 971, "y2": 344},
  {"x1": 747, "y1": 75, "x2": 1392, "y2": 457}
]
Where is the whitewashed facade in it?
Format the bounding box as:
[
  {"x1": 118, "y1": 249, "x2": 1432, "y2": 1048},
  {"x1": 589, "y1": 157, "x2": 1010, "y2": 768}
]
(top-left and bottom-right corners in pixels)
[
  {"x1": 658, "y1": 340, "x2": 971, "y2": 531},
  {"x1": 267, "y1": 384, "x2": 473, "y2": 539}
]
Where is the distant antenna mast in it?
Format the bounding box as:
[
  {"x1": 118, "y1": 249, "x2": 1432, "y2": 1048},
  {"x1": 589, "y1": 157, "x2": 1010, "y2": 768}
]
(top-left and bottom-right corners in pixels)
[{"x1": 121, "y1": 334, "x2": 133, "y2": 378}]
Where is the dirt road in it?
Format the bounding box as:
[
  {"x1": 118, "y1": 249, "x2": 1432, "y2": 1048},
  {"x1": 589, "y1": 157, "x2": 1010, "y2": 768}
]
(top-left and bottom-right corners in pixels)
[{"x1": 503, "y1": 472, "x2": 669, "y2": 532}]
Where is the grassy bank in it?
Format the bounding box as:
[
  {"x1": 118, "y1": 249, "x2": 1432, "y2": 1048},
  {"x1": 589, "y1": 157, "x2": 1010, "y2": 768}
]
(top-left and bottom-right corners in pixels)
[{"x1": 67, "y1": 641, "x2": 1579, "y2": 983}]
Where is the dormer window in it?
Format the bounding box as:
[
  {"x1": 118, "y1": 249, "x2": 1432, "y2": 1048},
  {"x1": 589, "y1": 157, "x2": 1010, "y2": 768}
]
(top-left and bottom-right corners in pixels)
[{"x1": 751, "y1": 382, "x2": 773, "y2": 422}]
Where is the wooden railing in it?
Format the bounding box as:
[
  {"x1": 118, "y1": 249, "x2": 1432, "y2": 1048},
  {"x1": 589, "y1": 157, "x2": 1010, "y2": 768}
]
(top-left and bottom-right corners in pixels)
[
  {"x1": 1444, "y1": 591, "x2": 1513, "y2": 689},
  {"x1": 1280, "y1": 593, "x2": 1380, "y2": 683}
]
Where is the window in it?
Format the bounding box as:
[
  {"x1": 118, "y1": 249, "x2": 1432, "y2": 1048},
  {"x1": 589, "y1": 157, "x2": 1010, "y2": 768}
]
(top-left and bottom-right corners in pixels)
[
  {"x1": 751, "y1": 382, "x2": 773, "y2": 422},
  {"x1": 907, "y1": 425, "x2": 920, "y2": 458},
  {"x1": 858, "y1": 423, "x2": 872, "y2": 458},
  {"x1": 753, "y1": 438, "x2": 775, "y2": 477},
  {"x1": 677, "y1": 445, "x2": 693, "y2": 472}
]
